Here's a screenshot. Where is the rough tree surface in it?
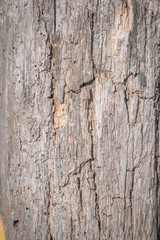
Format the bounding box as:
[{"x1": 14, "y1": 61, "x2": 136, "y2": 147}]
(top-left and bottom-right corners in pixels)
[{"x1": 0, "y1": 0, "x2": 160, "y2": 239}]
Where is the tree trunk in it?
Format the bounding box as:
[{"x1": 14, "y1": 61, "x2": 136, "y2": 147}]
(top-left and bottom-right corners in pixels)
[{"x1": 0, "y1": 0, "x2": 160, "y2": 239}]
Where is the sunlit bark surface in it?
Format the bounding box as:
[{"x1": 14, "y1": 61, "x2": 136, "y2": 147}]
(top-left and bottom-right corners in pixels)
[{"x1": 0, "y1": 0, "x2": 160, "y2": 239}]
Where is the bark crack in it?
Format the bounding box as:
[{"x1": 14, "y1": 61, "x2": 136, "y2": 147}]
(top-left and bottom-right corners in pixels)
[
  {"x1": 54, "y1": 0, "x2": 56, "y2": 33},
  {"x1": 154, "y1": 80, "x2": 160, "y2": 238},
  {"x1": 88, "y1": 86, "x2": 101, "y2": 239},
  {"x1": 130, "y1": 168, "x2": 135, "y2": 240},
  {"x1": 124, "y1": 87, "x2": 130, "y2": 126},
  {"x1": 93, "y1": 172, "x2": 101, "y2": 240},
  {"x1": 60, "y1": 158, "x2": 95, "y2": 189},
  {"x1": 66, "y1": 9, "x2": 97, "y2": 95},
  {"x1": 47, "y1": 169, "x2": 53, "y2": 240},
  {"x1": 91, "y1": 12, "x2": 96, "y2": 83}
]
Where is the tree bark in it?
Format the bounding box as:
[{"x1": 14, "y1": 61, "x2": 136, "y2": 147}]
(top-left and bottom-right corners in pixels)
[{"x1": 0, "y1": 0, "x2": 160, "y2": 239}]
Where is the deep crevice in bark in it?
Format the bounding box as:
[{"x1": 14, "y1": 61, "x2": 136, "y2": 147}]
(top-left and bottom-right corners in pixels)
[
  {"x1": 91, "y1": 12, "x2": 96, "y2": 81},
  {"x1": 154, "y1": 80, "x2": 160, "y2": 239},
  {"x1": 47, "y1": 169, "x2": 53, "y2": 240},
  {"x1": 61, "y1": 158, "x2": 95, "y2": 189},
  {"x1": 124, "y1": 88, "x2": 130, "y2": 126},
  {"x1": 54, "y1": 0, "x2": 56, "y2": 33},
  {"x1": 70, "y1": 215, "x2": 73, "y2": 240},
  {"x1": 94, "y1": 173, "x2": 101, "y2": 240}
]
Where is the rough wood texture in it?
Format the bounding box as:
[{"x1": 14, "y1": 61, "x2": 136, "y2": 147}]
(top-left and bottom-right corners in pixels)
[{"x1": 0, "y1": 0, "x2": 160, "y2": 239}]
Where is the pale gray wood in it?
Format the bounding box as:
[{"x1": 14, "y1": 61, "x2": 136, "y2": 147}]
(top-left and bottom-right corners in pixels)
[{"x1": 0, "y1": 0, "x2": 160, "y2": 239}]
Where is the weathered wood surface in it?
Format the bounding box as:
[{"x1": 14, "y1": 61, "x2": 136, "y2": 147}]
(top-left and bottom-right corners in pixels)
[{"x1": 0, "y1": 0, "x2": 160, "y2": 239}]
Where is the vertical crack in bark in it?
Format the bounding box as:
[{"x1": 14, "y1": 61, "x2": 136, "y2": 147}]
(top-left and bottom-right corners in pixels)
[
  {"x1": 85, "y1": 72, "x2": 101, "y2": 238},
  {"x1": 128, "y1": 0, "x2": 139, "y2": 64},
  {"x1": 123, "y1": 73, "x2": 132, "y2": 237},
  {"x1": 77, "y1": 176, "x2": 82, "y2": 210},
  {"x1": 154, "y1": 18, "x2": 160, "y2": 236},
  {"x1": 88, "y1": 88, "x2": 101, "y2": 239},
  {"x1": 77, "y1": 174, "x2": 83, "y2": 223},
  {"x1": 96, "y1": 0, "x2": 99, "y2": 14},
  {"x1": 154, "y1": 80, "x2": 160, "y2": 239},
  {"x1": 124, "y1": 126, "x2": 130, "y2": 239},
  {"x1": 71, "y1": 9, "x2": 97, "y2": 91},
  {"x1": 124, "y1": 74, "x2": 132, "y2": 127},
  {"x1": 54, "y1": 0, "x2": 56, "y2": 33},
  {"x1": 93, "y1": 172, "x2": 101, "y2": 240},
  {"x1": 70, "y1": 215, "x2": 73, "y2": 240},
  {"x1": 49, "y1": 44, "x2": 53, "y2": 70},
  {"x1": 124, "y1": 88, "x2": 130, "y2": 126},
  {"x1": 91, "y1": 11, "x2": 96, "y2": 82},
  {"x1": 47, "y1": 169, "x2": 53, "y2": 240},
  {"x1": 135, "y1": 98, "x2": 139, "y2": 124},
  {"x1": 100, "y1": 10, "x2": 104, "y2": 70},
  {"x1": 48, "y1": 41, "x2": 57, "y2": 134},
  {"x1": 130, "y1": 168, "x2": 135, "y2": 240},
  {"x1": 124, "y1": 164, "x2": 127, "y2": 238}
]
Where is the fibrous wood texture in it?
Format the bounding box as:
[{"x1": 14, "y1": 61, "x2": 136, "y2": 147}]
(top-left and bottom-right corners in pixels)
[{"x1": 0, "y1": 0, "x2": 160, "y2": 239}]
